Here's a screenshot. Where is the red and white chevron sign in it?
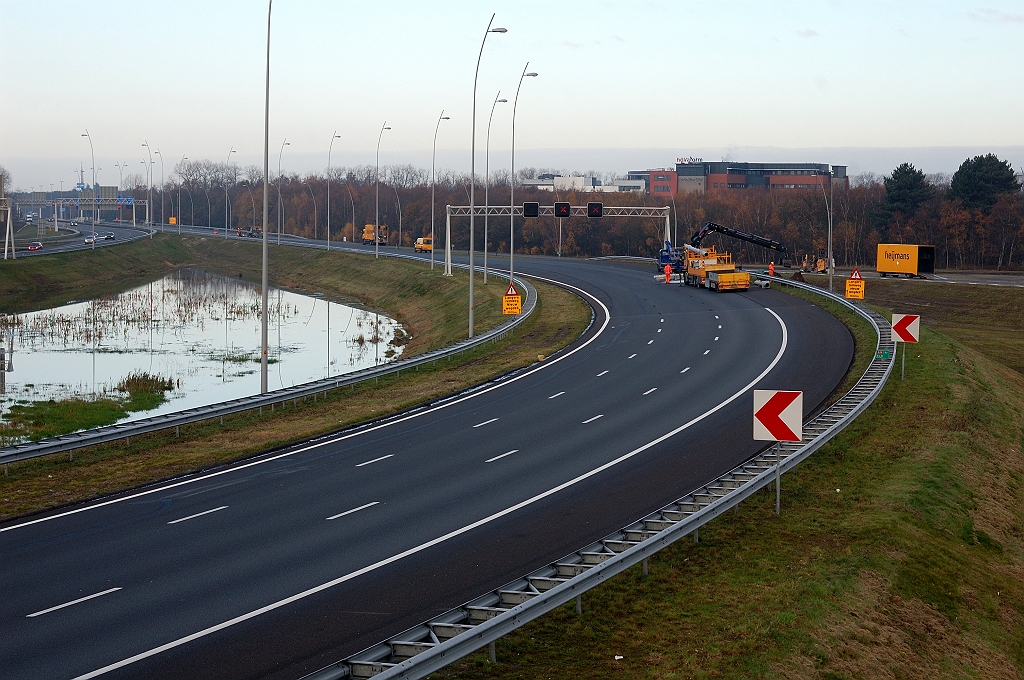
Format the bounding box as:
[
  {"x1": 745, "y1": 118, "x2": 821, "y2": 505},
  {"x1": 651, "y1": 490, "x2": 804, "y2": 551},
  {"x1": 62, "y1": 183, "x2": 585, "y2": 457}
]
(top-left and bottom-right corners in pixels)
[
  {"x1": 891, "y1": 314, "x2": 920, "y2": 343},
  {"x1": 753, "y1": 390, "x2": 803, "y2": 442}
]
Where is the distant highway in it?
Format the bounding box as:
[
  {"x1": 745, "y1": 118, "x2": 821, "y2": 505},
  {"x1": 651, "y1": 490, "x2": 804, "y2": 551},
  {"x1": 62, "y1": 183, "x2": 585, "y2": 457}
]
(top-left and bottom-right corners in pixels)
[{"x1": 0, "y1": 250, "x2": 853, "y2": 679}]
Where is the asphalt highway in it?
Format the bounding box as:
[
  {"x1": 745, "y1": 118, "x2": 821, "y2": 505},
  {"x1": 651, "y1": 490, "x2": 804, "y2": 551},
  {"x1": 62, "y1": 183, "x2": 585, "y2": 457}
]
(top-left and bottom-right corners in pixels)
[{"x1": 0, "y1": 249, "x2": 853, "y2": 679}]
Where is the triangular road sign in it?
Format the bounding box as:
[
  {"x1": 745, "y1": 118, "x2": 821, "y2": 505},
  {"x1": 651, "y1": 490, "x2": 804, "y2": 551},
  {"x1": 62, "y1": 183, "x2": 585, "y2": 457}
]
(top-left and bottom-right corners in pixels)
[
  {"x1": 850, "y1": 268, "x2": 863, "y2": 280},
  {"x1": 505, "y1": 283, "x2": 518, "y2": 297}
]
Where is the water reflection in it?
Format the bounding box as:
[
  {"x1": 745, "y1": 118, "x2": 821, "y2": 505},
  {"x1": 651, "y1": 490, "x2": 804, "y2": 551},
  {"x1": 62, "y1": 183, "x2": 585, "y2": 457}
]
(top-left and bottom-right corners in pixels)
[{"x1": 0, "y1": 269, "x2": 405, "y2": 423}]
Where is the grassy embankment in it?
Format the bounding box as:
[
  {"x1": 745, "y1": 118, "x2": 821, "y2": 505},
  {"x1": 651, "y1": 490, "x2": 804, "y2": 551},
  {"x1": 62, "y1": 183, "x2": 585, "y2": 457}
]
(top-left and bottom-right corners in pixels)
[
  {"x1": 0, "y1": 235, "x2": 591, "y2": 520},
  {"x1": 436, "y1": 278, "x2": 1024, "y2": 679}
]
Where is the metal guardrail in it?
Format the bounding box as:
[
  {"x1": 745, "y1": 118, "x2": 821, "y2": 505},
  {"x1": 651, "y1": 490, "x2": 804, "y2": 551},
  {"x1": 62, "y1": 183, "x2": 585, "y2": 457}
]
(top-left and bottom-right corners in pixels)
[
  {"x1": 306, "y1": 273, "x2": 895, "y2": 680},
  {"x1": 0, "y1": 274, "x2": 537, "y2": 465}
]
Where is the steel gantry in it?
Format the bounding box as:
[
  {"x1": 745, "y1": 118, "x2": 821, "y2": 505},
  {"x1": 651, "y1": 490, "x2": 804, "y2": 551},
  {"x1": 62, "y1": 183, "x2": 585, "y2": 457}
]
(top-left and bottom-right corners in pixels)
[{"x1": 443, "y1": 204, "x2": 671, "y2": 279}]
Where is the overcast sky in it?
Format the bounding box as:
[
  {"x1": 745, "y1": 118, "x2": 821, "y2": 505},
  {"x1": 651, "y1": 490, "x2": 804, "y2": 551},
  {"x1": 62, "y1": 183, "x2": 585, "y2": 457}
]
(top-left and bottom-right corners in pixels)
[{"x1": 3, "y1": 0, "x2": 1023, "y2": 190}]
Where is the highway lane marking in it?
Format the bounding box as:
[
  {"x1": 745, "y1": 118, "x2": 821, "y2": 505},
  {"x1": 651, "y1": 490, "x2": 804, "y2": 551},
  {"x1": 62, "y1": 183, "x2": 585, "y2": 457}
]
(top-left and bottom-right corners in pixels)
[
  {"x1": 473, "y1": 418, "x2": 499, "y2": 428},
  {"x1": 661, "y1": 319, "x2": 664, "y2": 322},
  {"x1": 27, "y1": 588, "x2": 122, "y2": 618},
  {"x1": 327, "y1": 502, "x2": 379, "y2": 520},
  {"x1": 715, "y1": 315, "x2": 719, "y2": 319},
  {"x1": 647, "y1": 340, "x2": 654, "y2": 344},
  {"x1": 715, "y1": 336, "x2": 719, "y2": 341},
  {"x1": 657, "y1": 328, "x2": 662, "y2": 332},
  {"x1": 704, "y1": 349, "x2": 711, "y2": 355},
  {"x1": 642, "y1": 388, "x2": 657, "y2": 395},
  {"x1": 627, "y1": 353, "x2": 637, "y2": 359},
  {"x1": 485, "y1": 450, "x2": 519, "y2": 463},
  {"x1": 681, "y1": 367, "x2": 690, "y2": 373},
  {"x1": 597, "y1": 370, "x2": 609, "y2": 376},
  {"x1": 69, "y1": 307, "x2": 789, "y2": 680},
  {"x1": 167, "y1": 506, "x2": 228, "y2": 525},
  {"x1": 582, "y1": 414, "x2": 604, "y2": 424},
  {"x1": 548, "y1": 392, "x2": 565, "y2": 399},
  {"x1": 718, "y1": 325, "x2": 722, "y2": 329},
  {"x1": 355, "y1": 455, "x2": 394, "y2": 467},
  {"x1": 0, "y1": 275, "x2": 613, "y2": 537}
]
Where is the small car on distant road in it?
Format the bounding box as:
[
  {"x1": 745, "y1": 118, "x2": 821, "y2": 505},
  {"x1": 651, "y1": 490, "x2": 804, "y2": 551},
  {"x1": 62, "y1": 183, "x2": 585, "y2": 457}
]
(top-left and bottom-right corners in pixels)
[
  {"x1": 104, "y1": 231, "x2": 115, "y2": 240},
  {"x1": 27, "y1": 241, "x2": 43, "y2": 251},
  {"x1": 70, "y1": 220, "x2": 78, "y2": 227},
  {"x1": 84, "y1": 234, "x2": 96, "y2": 244},
  {"x1": 414, "y1": 237, "x2": 432, "y2": 253}
]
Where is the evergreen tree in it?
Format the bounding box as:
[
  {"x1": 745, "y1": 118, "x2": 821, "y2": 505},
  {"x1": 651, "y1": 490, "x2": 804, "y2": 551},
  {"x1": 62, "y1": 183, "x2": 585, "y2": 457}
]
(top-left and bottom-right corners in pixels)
[
  {"x1": 949, "y1": 154, "x2": 1020, "y2": 211},
  {"x1": 883, "y1": 163, "x2": 934, "y2": 217}
]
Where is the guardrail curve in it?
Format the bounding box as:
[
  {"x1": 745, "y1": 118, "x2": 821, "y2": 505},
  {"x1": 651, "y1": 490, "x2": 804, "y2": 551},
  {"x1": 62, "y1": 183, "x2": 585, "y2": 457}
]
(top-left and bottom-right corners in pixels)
[{"x1": 304, "y1": 273, "x2": 895, "y2": 680}]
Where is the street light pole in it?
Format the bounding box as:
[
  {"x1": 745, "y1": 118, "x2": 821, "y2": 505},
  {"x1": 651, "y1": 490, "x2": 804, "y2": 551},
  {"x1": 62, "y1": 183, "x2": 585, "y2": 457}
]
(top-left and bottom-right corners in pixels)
[
  {"x1": 178, "y1": 155, "x2": 187, "y2": 234},
  {"x1": 327, "y1": 131, "x2": 340, "y2": 251},
  {"x1": 819, "y1": 169, "x2": 835, "y2": 292},
  {"x1": 467, "y1": 14, "x2": 507, "y2": 338},
  {"x1": 393, "y1": 184, "x2": 402, "y2": 249},
  {"x1": 142, "y1": 141, "x2": 153, "y2": 225},
  {"x1": 155, "y1": 149, "x2": 164, "y2": 229},
  {"x1": 375, "y1": 121, "x2": 391, "y2": 259},
  {"x1": 225, "y1": 147, "x2": 235, "y2": 238},
  {"x1": 261, "y1": 0, "x2": 272, "y2": 393},
  {"x1": 81, "y1": 130, "x2": 96, "y2": 247},
  {"x1": 510, "y1": 63, "x2": 538, "y2": 289},
  {"x1": 304, "y1": 181, "x2": 317, "y2": 240},
  {"x1": 485, "y1": 92, "x2": 507, "y2": 283},
  {"x1": 277, "y1": 138, "x2": 289, "y2": 246},
  {"x1": 431, "y1": 110, "x2": 449, "y2": 270}
]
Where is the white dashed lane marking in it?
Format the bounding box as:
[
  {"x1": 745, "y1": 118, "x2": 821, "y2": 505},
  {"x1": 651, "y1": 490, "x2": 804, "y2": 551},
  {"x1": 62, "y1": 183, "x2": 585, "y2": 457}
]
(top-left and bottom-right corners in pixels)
[
  {"x1": 681, "y1": 367, "x2": 690, "y2": 373},
  {"x1": 473, "y1": 418, "x2": 499, "y2": 428},
  {"x1": 548, "y1": 392, "x2": 565, "y2": 399},
  {"x1": 167, "y1": 506, "x2": 228, "y2": 525},
  {"x1": 356, "y1": 455, "x2": 394, "y2": 467},
  {"x1": 485, "y1": 450, "x2": 519, "y2": 463},
  {"x1": 327, "y1": 502, "x2": 379, "y2": 520},
  {"x1": 703, "y1": 350, "x2": 710, "y2": 355},
  {"x1": 27, "y1": 588, "x2": 122, "y2": 618},
  {"x1": 628, "y1": 354, "x2": 637, "y2": 359},
  {"x1": 597, "y1": 370, "x2": 609, "y2": 376},
  {"x1": 582, "y1": 415, "x2": 604, "y2": 424},
  {"x1": 642, "y1": 388, "x2": 657, "y2": 395}
]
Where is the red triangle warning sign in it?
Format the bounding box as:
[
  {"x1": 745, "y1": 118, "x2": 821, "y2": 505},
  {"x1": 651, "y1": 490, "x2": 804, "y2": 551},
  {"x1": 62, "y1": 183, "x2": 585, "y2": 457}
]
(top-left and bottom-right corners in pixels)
[
  {"x1": 506, "y1": 283, "x2": 519, "y2": 296},
  {"x1": 849, "y1": 268, "x2": 863, "y2": 280}
]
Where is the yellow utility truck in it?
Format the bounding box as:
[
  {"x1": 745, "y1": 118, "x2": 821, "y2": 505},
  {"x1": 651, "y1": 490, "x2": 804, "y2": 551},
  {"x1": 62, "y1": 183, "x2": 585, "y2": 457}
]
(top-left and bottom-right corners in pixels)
[
  {"x1": 361, "y1": 224, "x2": 389, "y2": 245},
  {"x1": 876, "y1": 244, "x2": 935, "y2": 278},
  {"x1": 676, "y1": 222, "x2": 787, "y2": 292}
]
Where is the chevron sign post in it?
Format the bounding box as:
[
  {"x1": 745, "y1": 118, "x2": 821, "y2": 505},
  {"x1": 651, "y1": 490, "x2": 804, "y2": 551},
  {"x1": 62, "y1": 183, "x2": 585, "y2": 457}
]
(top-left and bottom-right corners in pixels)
[
  {"x1": 892, "y1": 314, "x2": 920, "y2": 381},
  {"x1": 754, "y1": 390, "x2": 802, "y2": 515}
]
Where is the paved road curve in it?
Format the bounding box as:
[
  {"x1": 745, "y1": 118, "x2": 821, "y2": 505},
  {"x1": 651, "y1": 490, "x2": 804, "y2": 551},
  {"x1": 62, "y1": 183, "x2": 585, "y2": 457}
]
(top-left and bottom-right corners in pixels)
[{"x1": 0, "y1": 254, "x2": 852, "y2": 679}]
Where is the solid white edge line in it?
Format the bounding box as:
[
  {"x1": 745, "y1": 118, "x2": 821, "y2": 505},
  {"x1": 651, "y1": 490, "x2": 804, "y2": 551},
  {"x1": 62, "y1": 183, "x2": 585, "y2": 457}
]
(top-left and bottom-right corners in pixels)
[
  {"x1": 548, "y1": 392, "x2": 565, "y2": 399},
  {"x1": 355, "y1": 454, "x2": 394, "y2": 467},
  {"x1": 642, "y1": 388, "x2": 657, "y2": 395},
  {"x1": 1, "y1": 275, "x2": 612, "y2": 536},
  {"x1": 597, "y1": 370, "x2": 609, "y2": 376},
  {"x1": 582, "y1": 414, "x2": 604, "y2": 424},
  {"x1": 485, "y1": 450, "x2": 519, "y2": 463},
  {"x1": 71, "y1": 306, "x2": 787, "y2": 680},
  {"x1": 27, "y1": 587, "x2": 122, "y2": 618},
  {"x1": 326, "y1": 502, "x2": 379, "y2": 520},
  {"x1": 473, "y1": 418, "x2": 499, "y2": 428},
  {"x1": 167, "y1": 506, "x2": 229, "y2": 525}
]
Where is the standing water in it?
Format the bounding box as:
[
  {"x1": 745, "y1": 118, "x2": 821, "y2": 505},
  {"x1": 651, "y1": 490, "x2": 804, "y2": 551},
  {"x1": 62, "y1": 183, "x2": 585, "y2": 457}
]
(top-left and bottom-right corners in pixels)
[{"x1": 0, "y1": 269, "x2": 406, "y2": 426}]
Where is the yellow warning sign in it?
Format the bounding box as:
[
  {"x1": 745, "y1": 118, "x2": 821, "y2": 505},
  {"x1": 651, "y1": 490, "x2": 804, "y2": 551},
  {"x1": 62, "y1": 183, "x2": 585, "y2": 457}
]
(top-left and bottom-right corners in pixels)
[
  {"x1": 503, "y1": 294, "x2": 522, "y2": 315},
  {"x1": 845, "y1": 278, "x2": 865, "y2": 300},
  {"x1": 169, "y1": 216, "x2": 177, "y2": 225}
]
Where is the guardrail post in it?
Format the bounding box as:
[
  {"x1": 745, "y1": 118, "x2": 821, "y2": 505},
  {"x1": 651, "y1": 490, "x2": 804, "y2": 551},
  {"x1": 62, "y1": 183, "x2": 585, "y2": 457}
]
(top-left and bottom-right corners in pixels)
[
  {"x1": 575, "y1": 594, "x2": 582, "y2": 615},
  {"x1": 693, "y1": 527, "x2": 699, "y2": 544},
  {"x1": 642, "y1": 558, "x2": 649, "y2": 576},
  {"x1": 487, "y1": 641, "x2": 496, "y2": 663},
  {"x1": 775, "y1": 443, "x2": 781, "y2": 515}
]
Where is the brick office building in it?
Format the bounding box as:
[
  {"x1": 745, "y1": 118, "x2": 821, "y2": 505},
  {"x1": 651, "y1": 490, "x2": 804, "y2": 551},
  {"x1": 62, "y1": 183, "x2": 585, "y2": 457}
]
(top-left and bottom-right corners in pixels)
[{"x1": 629, "y1": 160, "x2": 848, "y2": 195}]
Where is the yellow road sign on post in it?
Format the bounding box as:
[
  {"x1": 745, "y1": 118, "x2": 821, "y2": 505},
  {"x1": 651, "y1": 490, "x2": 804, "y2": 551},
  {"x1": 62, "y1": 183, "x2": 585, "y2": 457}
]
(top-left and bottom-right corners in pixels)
[
  {"x1": 503, "y1": 283, "x2": 522, "y2": 315},
  {"x1": 845, "y1": 278, "x2": 864, "y2": 299}
]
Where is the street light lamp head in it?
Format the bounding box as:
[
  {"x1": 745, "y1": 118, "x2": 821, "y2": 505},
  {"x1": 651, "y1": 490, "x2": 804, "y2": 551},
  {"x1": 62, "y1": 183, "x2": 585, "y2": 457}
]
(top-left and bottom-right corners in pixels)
[
  {"x1": 384, "y1": 127, "x2": 391, "y2": 130},
  {"x1": 490, "y1": 27, "x2": 507, "y2": 33},
  {"x1": 441, "y1": 116, "x2": 451, "y2": 120},
  {"x1": 526, "y1": 72, "x2": 539, "y2": 77}
]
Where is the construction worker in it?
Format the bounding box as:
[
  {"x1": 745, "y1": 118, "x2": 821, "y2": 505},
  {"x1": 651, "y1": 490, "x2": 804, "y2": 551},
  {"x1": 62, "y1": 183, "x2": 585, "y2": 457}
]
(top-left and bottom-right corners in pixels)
[
  {"x1": 664, "y1": 263, "x2": 672, "y2": 283},
  {"x1": 768, "y1": 261, "x2": 775, "y2": 277}
]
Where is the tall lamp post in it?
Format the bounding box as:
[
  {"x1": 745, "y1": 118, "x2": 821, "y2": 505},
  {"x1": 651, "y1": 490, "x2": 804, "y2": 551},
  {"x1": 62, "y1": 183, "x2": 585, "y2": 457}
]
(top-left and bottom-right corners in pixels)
[
  {"x1": 431, "y1": 110, "x2": 449, "y2": 270},
  {"x1": 304, "y1": 181, "x2": 318, "y2": 240},
  {"x1": 374, "y1": 121, "x2": 391, "y2": 259},
  {"x1": 393, "y1": 184, "x2": 402, "y2": 249},
  {"x1": 178, "y1": 155, "x2": 188, "y2": 234},
  {"x1": 154, "y1": 149, "x2": 164, "y2": 229},
  {"x1": 510, "y1": 63, "x2": 538, "y2": 288},
  {"x1": 261, "y1": 0, "x2": 272, "y2": 393},
  {"x1": 81, "y1": 130, "x2": 96, "y2": 246},
  {"x1": 327, "y1": 131, "x2": 340, "y2": 250},
  {"x1": 818, "y1": 169, "x2": 835, "y2": 292},
  {"x1": 142, "y1": 141, "x2": 154, "y2": 225},
  {"x1": 345, "y1": 181, "x2": 356, "y2": 244},
  {"x1": 484, "y1": 92, "x2": 507, "y2": 283},
  {"x1": 467, "y1": 14, "x2": 507, "y2": 338},
  {"x1": 114, "y1": 161, "x2": 125, "y2": 223},
  {"x1": 225, "y1": 147, "x2": 235, "y2": 238},
  {"x1": 277, "y1": 138, "x2": 289, "y2": 245}
]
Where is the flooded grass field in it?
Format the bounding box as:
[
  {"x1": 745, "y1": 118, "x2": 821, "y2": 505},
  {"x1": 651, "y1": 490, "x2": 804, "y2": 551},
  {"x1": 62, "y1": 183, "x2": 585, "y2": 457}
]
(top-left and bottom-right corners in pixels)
[{"x1": 0, "y1": 269, "x2": 405, "y2": 440}]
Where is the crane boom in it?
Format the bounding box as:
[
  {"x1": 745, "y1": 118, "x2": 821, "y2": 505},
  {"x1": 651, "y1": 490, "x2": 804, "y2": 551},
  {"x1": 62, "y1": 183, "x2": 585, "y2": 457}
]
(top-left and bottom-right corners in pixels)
[{"x1": 690, "y1": 222, "x2": 787, "y2": 253}]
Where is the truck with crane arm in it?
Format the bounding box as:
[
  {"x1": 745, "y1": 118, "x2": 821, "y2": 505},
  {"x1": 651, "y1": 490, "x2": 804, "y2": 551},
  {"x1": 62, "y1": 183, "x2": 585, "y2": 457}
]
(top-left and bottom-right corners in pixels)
[{"x1": 659, "y1": 221, "x2": 787, "y2": 292}]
